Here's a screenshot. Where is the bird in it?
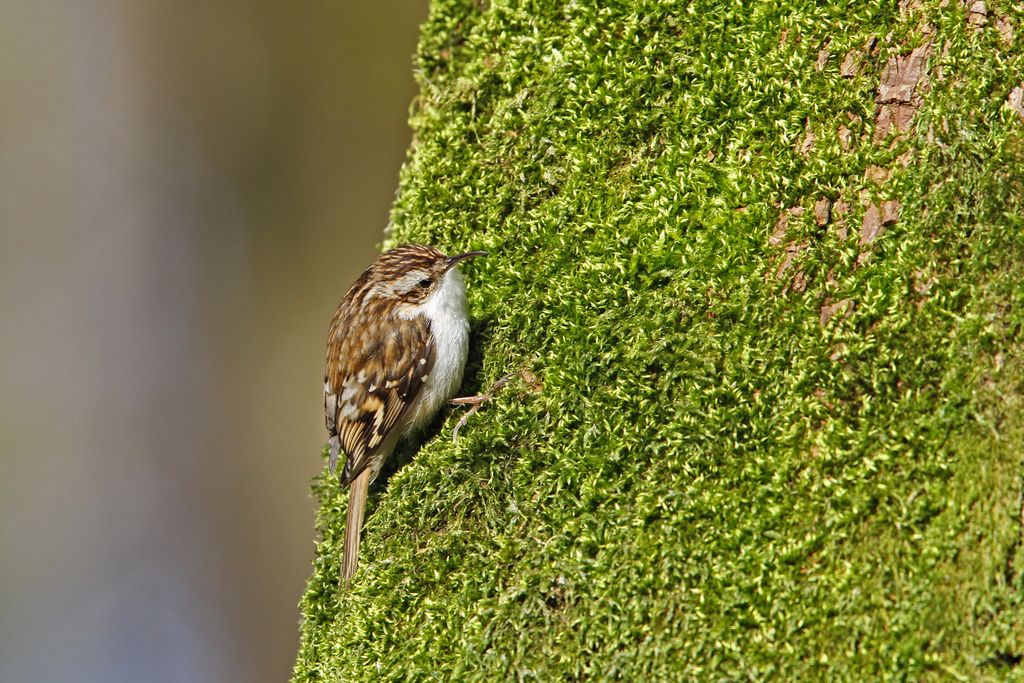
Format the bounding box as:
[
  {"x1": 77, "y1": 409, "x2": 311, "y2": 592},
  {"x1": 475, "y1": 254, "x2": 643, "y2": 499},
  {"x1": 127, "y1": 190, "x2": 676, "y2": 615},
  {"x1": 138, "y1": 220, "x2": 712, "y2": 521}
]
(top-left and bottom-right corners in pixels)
[{"x1": 324, "y1": 243, "x2": 486, "y2": 586}]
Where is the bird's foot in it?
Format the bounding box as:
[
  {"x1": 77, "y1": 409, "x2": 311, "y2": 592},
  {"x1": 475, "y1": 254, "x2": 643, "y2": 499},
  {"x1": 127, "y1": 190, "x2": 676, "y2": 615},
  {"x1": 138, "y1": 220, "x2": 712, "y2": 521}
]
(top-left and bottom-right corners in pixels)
[{"x1": 450, "y1": 374, "x2": 513, "y2": 441}]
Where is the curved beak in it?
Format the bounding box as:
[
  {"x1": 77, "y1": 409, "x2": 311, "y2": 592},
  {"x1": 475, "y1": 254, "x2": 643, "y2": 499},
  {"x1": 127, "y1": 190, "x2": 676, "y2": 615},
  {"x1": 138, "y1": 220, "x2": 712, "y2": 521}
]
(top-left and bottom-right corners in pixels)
[{"x1": 445, "y1": 250, "x2": 488, "y2": 270}]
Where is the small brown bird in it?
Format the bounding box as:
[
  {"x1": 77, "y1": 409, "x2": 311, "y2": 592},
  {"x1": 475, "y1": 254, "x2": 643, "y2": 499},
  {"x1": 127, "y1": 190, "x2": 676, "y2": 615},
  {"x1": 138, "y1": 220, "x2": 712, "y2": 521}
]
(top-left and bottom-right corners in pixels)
[{"x1": 324, "y1": 244, "x2": 486, "y2": 585}]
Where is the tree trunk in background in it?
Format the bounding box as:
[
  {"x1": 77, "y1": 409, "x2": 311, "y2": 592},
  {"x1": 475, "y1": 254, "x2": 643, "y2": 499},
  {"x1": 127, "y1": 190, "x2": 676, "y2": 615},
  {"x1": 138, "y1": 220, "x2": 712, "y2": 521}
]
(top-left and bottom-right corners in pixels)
[{"x1": 295, "y1": 2, "x2": 1024, "y2": 679}]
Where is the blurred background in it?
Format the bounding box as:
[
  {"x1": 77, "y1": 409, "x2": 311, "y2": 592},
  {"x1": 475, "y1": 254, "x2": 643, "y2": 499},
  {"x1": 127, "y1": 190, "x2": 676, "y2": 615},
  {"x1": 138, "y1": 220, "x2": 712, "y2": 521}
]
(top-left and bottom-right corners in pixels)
[{"x1": 0, "y1": 1, "x2": 427, "y2": 680}]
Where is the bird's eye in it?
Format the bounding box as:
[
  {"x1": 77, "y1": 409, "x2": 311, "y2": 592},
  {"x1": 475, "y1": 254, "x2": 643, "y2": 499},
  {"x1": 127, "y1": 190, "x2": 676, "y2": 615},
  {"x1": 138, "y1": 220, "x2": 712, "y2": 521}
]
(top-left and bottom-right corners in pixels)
[{"x1": 418, "y1": 278, "x2": 432, "y2": 288}]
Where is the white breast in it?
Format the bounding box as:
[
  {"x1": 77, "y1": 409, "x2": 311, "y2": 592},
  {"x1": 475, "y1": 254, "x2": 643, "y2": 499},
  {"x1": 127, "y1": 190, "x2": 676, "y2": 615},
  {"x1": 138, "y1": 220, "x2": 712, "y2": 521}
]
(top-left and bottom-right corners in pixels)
[{"x1": 401, "y1": 267, "x2": 470, "y2": 433}]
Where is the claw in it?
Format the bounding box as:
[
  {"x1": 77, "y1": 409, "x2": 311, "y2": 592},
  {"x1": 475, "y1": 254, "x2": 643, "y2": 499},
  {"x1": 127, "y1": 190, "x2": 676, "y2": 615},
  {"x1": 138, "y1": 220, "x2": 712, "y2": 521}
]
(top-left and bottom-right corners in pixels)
[{"x1": 450, "y1": 374, "x2": 513, "y2": 441}]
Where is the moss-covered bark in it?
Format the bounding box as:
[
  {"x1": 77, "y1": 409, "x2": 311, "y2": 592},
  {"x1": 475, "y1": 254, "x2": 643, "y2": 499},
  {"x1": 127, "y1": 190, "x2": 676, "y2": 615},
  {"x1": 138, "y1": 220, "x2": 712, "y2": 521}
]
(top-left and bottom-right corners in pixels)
[{"x1": 295, "y1": 1, "x2": 1024, "y2": 679}]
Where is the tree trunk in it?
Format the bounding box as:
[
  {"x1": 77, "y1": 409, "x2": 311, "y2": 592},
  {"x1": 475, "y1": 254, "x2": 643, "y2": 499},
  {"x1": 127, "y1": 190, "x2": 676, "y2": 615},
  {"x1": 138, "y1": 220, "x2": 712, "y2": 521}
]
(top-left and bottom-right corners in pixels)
[{"x1": 295, "y1": 2, "x2": 1024, "y2": 679}]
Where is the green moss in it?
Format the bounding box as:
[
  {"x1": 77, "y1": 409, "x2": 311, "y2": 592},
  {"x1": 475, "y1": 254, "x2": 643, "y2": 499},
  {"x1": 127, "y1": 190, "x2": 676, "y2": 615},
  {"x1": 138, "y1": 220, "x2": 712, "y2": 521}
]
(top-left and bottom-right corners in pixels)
[{"x1": 295, "y1": 1, "x2": 1024, "y2": 680}]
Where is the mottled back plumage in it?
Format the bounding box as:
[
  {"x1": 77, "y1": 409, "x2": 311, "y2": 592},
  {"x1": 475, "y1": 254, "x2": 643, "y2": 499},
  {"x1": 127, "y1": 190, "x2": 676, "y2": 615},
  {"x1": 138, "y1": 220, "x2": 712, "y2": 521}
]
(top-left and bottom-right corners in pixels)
[{"x1": 324, "y1": 244, "x2": 445, "y2": 484}]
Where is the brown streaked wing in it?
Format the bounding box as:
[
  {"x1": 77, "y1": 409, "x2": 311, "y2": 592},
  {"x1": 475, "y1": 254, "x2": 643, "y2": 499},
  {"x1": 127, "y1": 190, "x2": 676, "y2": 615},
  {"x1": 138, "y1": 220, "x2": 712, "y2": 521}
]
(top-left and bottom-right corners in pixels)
[{"x1": 325, "y1": 312, "x2": 435, "y2": 485}]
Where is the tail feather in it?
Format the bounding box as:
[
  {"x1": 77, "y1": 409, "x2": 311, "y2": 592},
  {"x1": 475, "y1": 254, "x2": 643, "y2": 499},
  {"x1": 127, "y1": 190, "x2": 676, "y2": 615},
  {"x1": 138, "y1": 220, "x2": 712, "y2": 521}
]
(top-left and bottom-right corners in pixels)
[{"x1": 341, "y1": 469, "x2": 370, "y2": 587}]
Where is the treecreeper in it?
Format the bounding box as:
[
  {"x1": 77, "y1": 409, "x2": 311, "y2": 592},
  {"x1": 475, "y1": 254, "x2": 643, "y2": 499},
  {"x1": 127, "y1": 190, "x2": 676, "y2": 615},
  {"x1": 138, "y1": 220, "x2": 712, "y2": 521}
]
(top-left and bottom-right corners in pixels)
[{"x1": 323, "y1": 244, "x2": 487, "y2": 587}]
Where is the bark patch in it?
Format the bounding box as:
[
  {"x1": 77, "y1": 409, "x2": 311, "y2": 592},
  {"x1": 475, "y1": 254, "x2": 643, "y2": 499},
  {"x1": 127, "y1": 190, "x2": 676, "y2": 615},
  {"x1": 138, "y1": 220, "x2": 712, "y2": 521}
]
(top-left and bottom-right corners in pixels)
[{"x1": 874, "y1": 43, "x2": 932, "y2": 142}]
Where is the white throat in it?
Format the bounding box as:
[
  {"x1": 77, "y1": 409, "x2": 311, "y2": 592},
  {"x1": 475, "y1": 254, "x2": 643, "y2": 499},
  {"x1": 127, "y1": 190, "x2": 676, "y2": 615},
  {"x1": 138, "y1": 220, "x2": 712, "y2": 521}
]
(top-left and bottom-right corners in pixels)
[{"x1": 400, "y1": 268, "x2": 470, "y2": 432}]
